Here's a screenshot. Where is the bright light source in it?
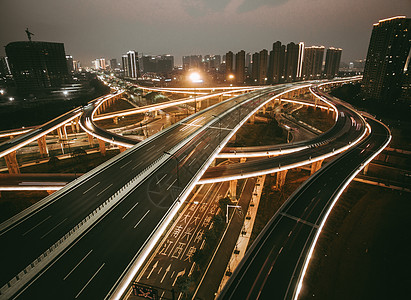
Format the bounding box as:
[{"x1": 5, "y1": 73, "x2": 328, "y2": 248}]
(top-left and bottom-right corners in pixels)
[
  {"x1": 63, "y1": 91, "x2": 68, "y2": 96},
  {"x1": 228, "y1": 74, "x2": 234, "y2": 80},
  {"x1": 0, "y1": 89, "x2": 4, "y2": 95},
  {"x1": 9, "y1": 97, "x2": 14, "y2": 101},
  {"x1": 189, "y1": 72, "x2": 202, "y2": 83}
]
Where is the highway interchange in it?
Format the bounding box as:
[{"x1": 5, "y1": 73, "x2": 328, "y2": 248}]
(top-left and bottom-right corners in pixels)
[{"x1": 0, "y1": 79, "x2": 391, "y2": 299}]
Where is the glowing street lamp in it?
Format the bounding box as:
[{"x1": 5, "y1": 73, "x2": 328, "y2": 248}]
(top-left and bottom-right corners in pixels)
[
  {"x1": 190, "y1": 72, "x2": 202, "y2": 113},
  {"x1": 228, "y1": 74, "x2": 235, "y2": 86}
]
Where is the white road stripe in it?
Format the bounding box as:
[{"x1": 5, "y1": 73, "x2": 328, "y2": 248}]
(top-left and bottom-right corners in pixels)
[
  {"x1": 83, "y1": 182, "x2": 100, "y2": 194},
  {"x1": 63, "y1": 250, "x2": 93, "y2": 280},
  {"x1": 188, "y1": 158, "x2": 196, "y2": 166},
  {"x1": 75, "y1": 263, "x2": 105, "y2": 298},
  {"x1": 157, "y1": 174, "x2": 167, "y2": 185},
  {"x1": 134, "y1": 210, "x2": 150, "y2": 228},
  {"x1": 167, "y1": 179, "x2": 177, "y2": 190},
  {"x1": 40, "y1": 218, "x2": 67, "y2": 239},
  {"x1": 132, "y1": 161, "x2": 143, "y2": 170},
  {"x1": 96, "y1": 183, "x2": 113, "y2": 197},
  {"x1": 122, "y1": 202, "x2": 139, "y2": 219},
  {"x1": 120, "y1": 160, "x2": 132, "y2": 169},
  {"x1": 22, "y1": 215, "x2": 52, "y2": 236}
]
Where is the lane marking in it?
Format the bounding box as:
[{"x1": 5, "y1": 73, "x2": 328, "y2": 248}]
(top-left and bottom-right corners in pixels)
[
  {"x1": 146, "y1": 145, "x2": 156, "y2": 152},
  {"x1": 63, "y1": 249, "x2": 93, "y2": 280},
  {"x1": 204, "y1": 144, "x2": 209, "y2": 150},
  {"x1": 134, "y1": 210, "x2": 150, "y2": 228},
  {"x1": 167, "y1": 179, "x2": 177, "y2": 190},
  {"x1": 96, "y1": 183, "x2": 113, "y2": 197},
  {"x1": 156, "y1": 174, "x2": 167, "y2": 185},
  {"x1": 40, "y1": 218, "x2": 68, "y2": 239},
  {"x1": 132, "y1": 162, "x2": 143, "y2": 170},
  {"x1": 22, "y1": 215, "x2": 51, "y2": 236},
  {"x1": 122, "y1": 202, "x2": 139, "y2": 219},
  {"x1": 120, "y1": 160, "x2": 132, "y2": 169},
  {"x1": 75, "y1": 263, "x2": 105, "y2": 298},
  {"x1": 83, "y1": 182, "x2": 100, "y2": 194},
  {"x1": 188, "y1": 158, "x2": 196, "y2": 166}
]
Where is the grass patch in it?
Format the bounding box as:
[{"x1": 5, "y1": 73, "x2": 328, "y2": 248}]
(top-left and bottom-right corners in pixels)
[{"x1": 292, "y1": 106, "x2": 335, "y2": 132}]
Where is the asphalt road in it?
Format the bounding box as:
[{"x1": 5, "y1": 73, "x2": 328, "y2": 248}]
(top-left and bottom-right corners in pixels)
[
  {"x1": 1, "y1": 85, "x2": 291, "y2": 299},
  {"x1": 217, "y1": 95, "x2": 390, "y2": 300}
]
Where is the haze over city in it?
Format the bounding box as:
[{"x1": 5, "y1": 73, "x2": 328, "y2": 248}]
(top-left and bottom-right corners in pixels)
[{"x1": 1, "y1": 0, "x2": 410, "y2": 65}]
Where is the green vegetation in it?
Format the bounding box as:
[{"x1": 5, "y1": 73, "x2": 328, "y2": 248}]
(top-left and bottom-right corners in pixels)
[
  {"x1": 292, "y1": 106, "x2": 335, "y2": 132},
  {"x1": 331, "y1": 83, "x2": 410, "y2": 122},
  {"x1": 228, "y1": 118, "x2": 286, "y2": 147}
]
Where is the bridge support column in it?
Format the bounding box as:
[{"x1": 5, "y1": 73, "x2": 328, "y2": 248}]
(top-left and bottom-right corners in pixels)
[
  {"x1": 113, "y1": 117, "x2": 119, "y2": 124},
  {"x1": 37, "y1": 135, "x2": 48, "y2": 157},
  {"x1": 98, "y1": 139, "x2": 106, "y2": 156},
  {"x1": 196, "y1": 101, "x2": 201, "y2": 112},
  {"x1": 276, "y1": 170, "x2": 288, "y2": 189},
  {"x1": 87, "y1": 133, "x2": 95, "y2": 146},
  {"x1": 57, "y1": 127, "x2": 67, "y2": 140},
  {"x1": 5, "y1": 151, "x2": 20, "y2": 174},
  {"x1": 363, "y1": 163, "x2": 369, "y2": 175},
  {"x1": 240, "y1": 157, "x2": 247, "y2": 163},
  {"x1": 75, "y1": 117, "x2": 80, "y2": 132},
  {"x1": 219, "y1": 95, "x2": 223, "y2": 102},
  {"x1": 249, "y1": 115, "x2": 255, "y2": 124},
  {"x1": 310, "y1": 159, "x2": 323, "y2": 175},
  {"x1": 229, "y1": 179, "x2": 238, "y2": 200}
]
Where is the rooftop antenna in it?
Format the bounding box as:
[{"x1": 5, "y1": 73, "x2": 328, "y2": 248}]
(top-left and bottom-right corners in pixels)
[{"x1": 25, "y1": 28, "x2": 34, "y2": 42}]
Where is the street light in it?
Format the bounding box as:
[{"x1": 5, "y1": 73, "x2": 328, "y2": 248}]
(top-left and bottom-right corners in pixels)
[
  {"x1": 164, "y1": 151, "x2": 180, "y2": 188},
  {"x1": 228, "y1": 74, "x2": 234, "y2": 87},
  {"x1": 189, "y1": 72, "x2": 202, "y2": 114}
]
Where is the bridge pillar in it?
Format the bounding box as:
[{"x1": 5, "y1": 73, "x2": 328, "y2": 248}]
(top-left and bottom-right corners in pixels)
[
  {"x1": 219, "y1": 95, "x2": 223, "y2": 102},
  {"x1": 87, "y1": 133, "x2": 95, "y2": 146},
  {"x1": 276, "y1": 170, "x2": 288, "y2": 189},
  {"x1": 229, "y1": 179, "x2": 238, "y2": 200},
  {"x1": 75, "y1": 117, "x2": 80, "y2": 132},
  {"x1": 5, "y1": 151, "x2": 20, "y2": 174},
  {"x1": 37, "y1": 135, "x2": 48, "y2": 157},
  {"x1": 98, "y1": 139, "x2": 106, "y2": 156},
  {"x1": 240, "y1": 157, "x2": 247, "y2": 163},
  {"x1": 249, "y1": 115, "x2": 255, "y2": 124},
  {"x1": 113, "y1": 117, "x2": 119, "y2": 124},
  {"x1": 196, "y1": 101, "x2": 201, "y2": 112},
  {"x1": 310, "y1": 159, "x2": 323, "y2": 175},
  {"x1": 57, "y1": 127, "x2": 67, "y2": 140},
  {"x1": 363, "y1": 163, "x2": 369, "y2": 175}
]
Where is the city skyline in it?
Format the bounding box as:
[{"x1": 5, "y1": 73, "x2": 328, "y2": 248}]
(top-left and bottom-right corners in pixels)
[{"x1": 1, "y1": 0, "x2": 410, "y2": 66}]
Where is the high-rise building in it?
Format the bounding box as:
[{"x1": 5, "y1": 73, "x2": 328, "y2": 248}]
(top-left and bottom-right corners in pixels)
[
  {"x1": 258, "y1": 49, "x2": 269, "y2": 84},
  {"x1": 182, "y1": 55, "x2": 202, "y2": 70},
  {"x1": 110, "y1": 58, "x2": 118, "y2": 70},
  {"x1": 268, "y1": 41, "x2": 286, "y2": 84},
  {"x1": 245, "y1": 52, "x2": 252, "y2": 73},
  {"x1": 324, "y1": 47, "x2": 342, "y2": 78},
  {"x1": 296, "y1": 42, "x2": 305, "y2": 79},
  {"x1": 126, "y1": 51, "x2": 140, "y2": 79},
  {"x1": 0, "y1": 56, "x2": 12, "y2": 76},
  {"x1": 284, "y1": 42, "x2": 299, "y2": 82},
  {"x1": 362, "y1": 16, "x2": 411, "y2": 101},
  {"x1": 66, "y1": 55, "x2": 74, "y2": 73},
  {"x1": 92, "y1": 58, "x2": 106, "y2": 70},
  {"x1": 5, "y1": 41, "x2": 69, "y2": 91},
  {"x1": 225, "y1": 51, "x2": 234, "y2": 78},
  {"x1": 156, "y1": 55, "x2": 174, "y2": 73},
  {"x1": 251, "y1": 52, "x2": 259, "y2": 83},
  {"x1": 235, "y1": 50, "x2": 245, "y2": 84},
  {"x1": 302, "y1": 46, "x2": 324, "y2": 79},
  {"x1": 122, "y1": 55, "x2": 128, "y2": 75}
]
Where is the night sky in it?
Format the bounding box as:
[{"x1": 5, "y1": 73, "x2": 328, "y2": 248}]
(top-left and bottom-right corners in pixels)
[{"x1": 1, "y1": 0, "x2": 410, "y2": 66}]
